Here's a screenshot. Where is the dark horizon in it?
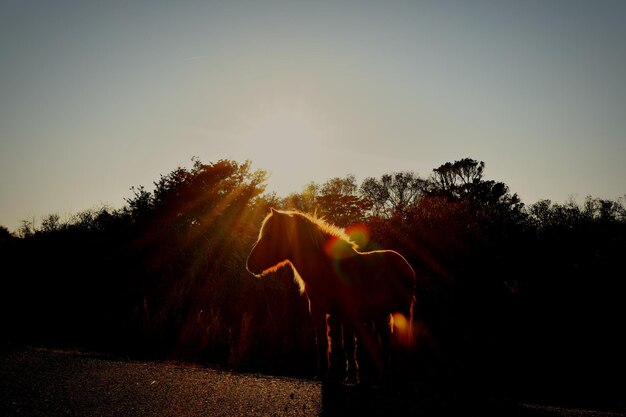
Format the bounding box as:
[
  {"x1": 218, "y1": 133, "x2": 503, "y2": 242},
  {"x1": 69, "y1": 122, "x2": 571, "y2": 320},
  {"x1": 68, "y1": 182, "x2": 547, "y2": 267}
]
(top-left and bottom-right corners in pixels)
[{"x1": 2, "y1": 157, "x2": 625, "y2": 411}]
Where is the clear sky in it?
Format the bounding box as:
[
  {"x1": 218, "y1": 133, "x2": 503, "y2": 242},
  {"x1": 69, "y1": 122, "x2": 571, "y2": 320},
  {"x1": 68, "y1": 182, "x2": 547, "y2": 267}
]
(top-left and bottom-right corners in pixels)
[{"x1": 1, "y1": 1, "x2": 625, "y2": 231}]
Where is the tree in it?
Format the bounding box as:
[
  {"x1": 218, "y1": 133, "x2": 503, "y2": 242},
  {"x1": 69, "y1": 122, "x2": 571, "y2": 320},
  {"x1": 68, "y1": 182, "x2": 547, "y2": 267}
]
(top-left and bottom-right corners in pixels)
[
  {"x1": 281, "y1": 182, "x2": 319, "y2": 214},
  {"x1": 17, "y1": 219, "x2": 35, "y2": 238},
  {"x1": 40, "y1": 214, "x2": 62, "y2": 233},
  {"x1": 426, "y1": 158, "x2": 525, "y2": 225},
  {"x1": 0, "y1": 225, "x2": 13, "y2": 243},
  {"x1": 281, "y1": 176, "x2": 371, "y2": 227},
  {"x1": 316, "y1": 175, "x2": 371, "y2": 227},
  {"x1": 121, "y1": 158, "x2": 269, "y2": 338},
  {"x1": 360, "y1": 171, "x2": 426, "y2": 217},
  {"x1": 124, "y1": 185, "x2": 154, "y2": 221},
  {"x1": 430, "y1": 158, "x2": 485, "y2": 195},
  {"x1": 125, "y1": 159, "x2": 267, "y2": 233}
]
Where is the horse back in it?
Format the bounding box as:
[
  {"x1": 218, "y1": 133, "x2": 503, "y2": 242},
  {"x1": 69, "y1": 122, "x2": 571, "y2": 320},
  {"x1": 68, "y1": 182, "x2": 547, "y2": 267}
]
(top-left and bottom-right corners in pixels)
[{"x1": 335, "y1": 249, "x2": 415, "y2": 318}]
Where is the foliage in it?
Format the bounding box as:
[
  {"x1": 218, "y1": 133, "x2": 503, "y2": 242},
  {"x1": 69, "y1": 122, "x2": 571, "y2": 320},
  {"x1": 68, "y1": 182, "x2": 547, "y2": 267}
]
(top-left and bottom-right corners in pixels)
[
  {"x1": 360, "y1": 171, "x2": 426, "y2": 217},
  {"x1": 282, "y1": 175, "x2": 371, "y2": 227},
  {"x1": 1, "y1": 156, "x2": 624, "y2": 408}
]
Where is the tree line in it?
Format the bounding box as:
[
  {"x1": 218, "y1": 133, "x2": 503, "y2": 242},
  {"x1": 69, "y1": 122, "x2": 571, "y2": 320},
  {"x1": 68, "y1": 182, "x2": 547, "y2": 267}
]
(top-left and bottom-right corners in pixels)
[{"x1": 1, "y1": 157, "x2": 625, "y2": 408}]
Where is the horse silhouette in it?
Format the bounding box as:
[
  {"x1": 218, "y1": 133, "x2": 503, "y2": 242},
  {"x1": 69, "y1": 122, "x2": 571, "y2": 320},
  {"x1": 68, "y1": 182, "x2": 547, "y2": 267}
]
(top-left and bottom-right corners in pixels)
[{"x1": 246, "y1": 208, "x2": 416, "y2": 382}]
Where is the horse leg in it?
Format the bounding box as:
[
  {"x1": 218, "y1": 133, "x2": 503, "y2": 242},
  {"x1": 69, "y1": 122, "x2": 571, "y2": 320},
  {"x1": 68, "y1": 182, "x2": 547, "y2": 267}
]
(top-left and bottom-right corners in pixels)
[
  {"x1": 375, "y1": 314, "x2": 392, "y2": 381},
  {"x1": 354, "y1": 320, "x2": 382, "y2": 384},
  {"x1": 309, "y1": 303, "x2": 329, "y2": 380},
  {"x1": 342, "y1": 319, "x2": 357, "y2": 384},
  {"x1": 326, "y1": 313, "x2": 346, "y2": 381}
]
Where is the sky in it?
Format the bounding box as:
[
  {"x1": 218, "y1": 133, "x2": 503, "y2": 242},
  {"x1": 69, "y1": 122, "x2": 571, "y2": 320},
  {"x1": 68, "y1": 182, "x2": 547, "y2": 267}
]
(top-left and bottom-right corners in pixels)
[{"x1": 1, "y1": 1, "x2": 625, "y2": 231}]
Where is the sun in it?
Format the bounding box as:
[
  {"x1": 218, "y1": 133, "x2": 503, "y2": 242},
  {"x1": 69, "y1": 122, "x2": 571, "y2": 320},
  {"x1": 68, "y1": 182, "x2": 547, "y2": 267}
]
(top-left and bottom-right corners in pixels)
[
  {"x1": 235, "y1": 101, "x2": 331, "y2": 189},
  {"x1": 242, "y1": 102, "x2": 328, "y2": 151}
]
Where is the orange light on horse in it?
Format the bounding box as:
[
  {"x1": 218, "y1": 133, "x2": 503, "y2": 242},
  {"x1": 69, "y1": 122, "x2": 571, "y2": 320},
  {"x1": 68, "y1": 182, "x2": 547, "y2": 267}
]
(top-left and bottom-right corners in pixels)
[
  {"x1": 345, "y1": 224, "x2": 371, "y2": 249},
  {"x1": 391, "y1": 312, "x2": 414, "y2": 349}
]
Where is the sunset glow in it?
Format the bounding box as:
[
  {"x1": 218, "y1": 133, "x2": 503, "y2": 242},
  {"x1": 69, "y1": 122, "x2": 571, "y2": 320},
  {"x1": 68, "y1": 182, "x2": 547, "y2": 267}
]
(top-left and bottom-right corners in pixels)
[
  {"x1": 1, "y1": 2, "x2": 624, "y2": 410},
  {"x1": 235, "y1": 101, "x2": 331, "y2": 177},
  {"x1": 1, "y1": 1, "x2": 625, "y2": 231}
]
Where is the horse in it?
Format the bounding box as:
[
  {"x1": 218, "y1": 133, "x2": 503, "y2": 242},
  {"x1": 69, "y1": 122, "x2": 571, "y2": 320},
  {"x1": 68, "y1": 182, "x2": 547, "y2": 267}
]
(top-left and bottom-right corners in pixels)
[{"x1": 246, "y1": 208, "x2": 416, "y2": 382}]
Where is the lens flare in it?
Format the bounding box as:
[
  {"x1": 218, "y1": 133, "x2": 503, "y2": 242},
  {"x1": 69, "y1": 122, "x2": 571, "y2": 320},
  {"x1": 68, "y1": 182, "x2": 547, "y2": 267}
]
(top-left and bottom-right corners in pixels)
[
  {"x1": 345, "y1": 224, "x2": 370, "y2": 248},
  {"x1": 391, "y1": 312, "x2": 413, "y2": 348},
  {"x1": 324, "y1": 236, "x2": 354, "y2": 259}
]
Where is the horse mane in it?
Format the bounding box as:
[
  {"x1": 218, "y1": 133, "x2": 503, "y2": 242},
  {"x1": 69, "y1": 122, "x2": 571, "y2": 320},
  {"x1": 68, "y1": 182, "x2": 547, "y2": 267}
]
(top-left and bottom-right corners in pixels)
[{"x1": 282, "y1": 210, "x2": 359, "y2": 251}]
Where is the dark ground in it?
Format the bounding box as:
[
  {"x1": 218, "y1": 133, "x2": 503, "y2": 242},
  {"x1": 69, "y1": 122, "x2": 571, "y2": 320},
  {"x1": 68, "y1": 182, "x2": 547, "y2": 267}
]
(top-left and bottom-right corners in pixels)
[{"x1": 1, "y1": 347, "x2": 624, "y2": 417}]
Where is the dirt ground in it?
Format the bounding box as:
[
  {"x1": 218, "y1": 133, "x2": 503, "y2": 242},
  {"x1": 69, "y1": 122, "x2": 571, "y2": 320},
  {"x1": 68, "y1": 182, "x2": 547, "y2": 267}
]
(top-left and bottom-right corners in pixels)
[{"x1": 1, "y1": 347, "x2": 623, "y2": 417}]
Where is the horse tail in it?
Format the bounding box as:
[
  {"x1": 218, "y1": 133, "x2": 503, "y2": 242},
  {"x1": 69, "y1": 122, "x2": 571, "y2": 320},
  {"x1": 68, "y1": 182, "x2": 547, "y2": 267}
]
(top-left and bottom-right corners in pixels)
[
  {"x1": 384, "y1": 250, "x2": 417, "y2": 348},
  {"x1": 390, "y1": 250, "x2": 417, "y2": 297}
]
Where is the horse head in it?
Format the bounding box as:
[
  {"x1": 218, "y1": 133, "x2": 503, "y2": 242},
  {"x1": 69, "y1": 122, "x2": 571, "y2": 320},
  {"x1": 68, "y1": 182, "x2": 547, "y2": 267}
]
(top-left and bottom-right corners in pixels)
[{"x1": 246, "y1": 208, "x2": 294, "y2": 277}]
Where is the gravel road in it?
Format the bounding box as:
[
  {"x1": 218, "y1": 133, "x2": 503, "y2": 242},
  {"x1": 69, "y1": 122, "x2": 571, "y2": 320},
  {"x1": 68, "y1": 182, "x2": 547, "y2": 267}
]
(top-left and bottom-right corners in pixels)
[
  {"x1": 1, "y1": 347, "x2": 624, "y2": 417},
  {"x1": 1, "y1": 348, "x2": 320, "y2": 417}
]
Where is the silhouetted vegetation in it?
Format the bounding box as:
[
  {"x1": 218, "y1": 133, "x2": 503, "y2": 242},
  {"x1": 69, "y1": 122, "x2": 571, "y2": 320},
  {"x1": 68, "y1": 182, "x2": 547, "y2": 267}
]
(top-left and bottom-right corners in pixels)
[{"x1": 1, "y1": 157, "x2": 624, "y2": 410}]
